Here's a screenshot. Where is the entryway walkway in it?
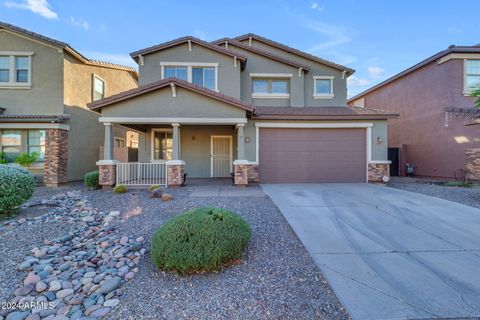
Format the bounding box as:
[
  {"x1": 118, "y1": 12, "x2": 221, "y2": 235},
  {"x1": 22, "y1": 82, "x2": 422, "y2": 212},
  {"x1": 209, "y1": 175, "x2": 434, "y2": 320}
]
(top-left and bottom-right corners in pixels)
[
  {"x1": 263, "y1": 183, "x2": 480, "y2": 320},
  {"x1": 187, "y1": 179, "x2": 265, "y2": 197}
]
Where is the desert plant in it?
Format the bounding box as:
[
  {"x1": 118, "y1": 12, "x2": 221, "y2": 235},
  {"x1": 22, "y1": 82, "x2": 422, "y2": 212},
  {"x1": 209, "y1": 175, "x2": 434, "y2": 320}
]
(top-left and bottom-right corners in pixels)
[
  {"x1": 148, "y1": 184, "x2": 161, "y2": 191},
  {"x1": 14, "y1": 152, "x2": 39, "y2": 167},
  {"x1": 84, "y1": 170, "x2": 100, "y2": 189},
  {"x1": 151, "y1": 207, "x2": 251, "y2": 274},
  {"x1": 0, "y1": 165, "x2": 35, "y2": 215},
  {"x1": 113, "y1": 184, "x2": 128, "y2": 193}
]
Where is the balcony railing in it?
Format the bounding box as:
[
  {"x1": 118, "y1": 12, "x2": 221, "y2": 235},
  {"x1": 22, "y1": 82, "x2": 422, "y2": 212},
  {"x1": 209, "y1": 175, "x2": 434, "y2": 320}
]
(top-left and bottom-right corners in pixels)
[{"x1": 116, "y1": 162, "x2": 167, "y2": 187}]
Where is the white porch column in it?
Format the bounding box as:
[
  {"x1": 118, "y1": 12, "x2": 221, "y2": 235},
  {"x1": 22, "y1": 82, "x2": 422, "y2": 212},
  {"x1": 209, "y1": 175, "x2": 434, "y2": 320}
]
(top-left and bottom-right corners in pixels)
[
  {"x1": 103, "y1": 122, "x2": 114, "y2": 160},
  {"x1": 236, "y1": 123, "x2": 245, "y2": 160},
  {"x1": 172, "y1": 123, "x2": 180, "y2": 160}
]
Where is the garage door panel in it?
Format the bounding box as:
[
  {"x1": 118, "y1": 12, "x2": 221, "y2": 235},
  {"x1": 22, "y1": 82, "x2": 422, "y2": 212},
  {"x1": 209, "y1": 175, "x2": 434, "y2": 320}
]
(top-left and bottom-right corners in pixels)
[{"x1": 259, "y1": 128, "x2": 366, "y2": 183}]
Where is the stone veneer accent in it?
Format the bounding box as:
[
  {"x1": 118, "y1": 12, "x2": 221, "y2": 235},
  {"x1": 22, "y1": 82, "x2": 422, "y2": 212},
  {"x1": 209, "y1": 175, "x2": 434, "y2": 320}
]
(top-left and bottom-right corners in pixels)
[
  {"x1": 44, "y1": 129, "x2": 68, "y2": 186},
  {"x1": 368, "y1": 163, "x2": 390, "y2": 183},
  {"x1": 167, "y1": 164, "x2": 184, "y2": 187},
  {"x1": 99, "y1": 164, "x2": 116, "y2": 188},
  {"x1": 234, "y1": 164, "x2": 248, "y2": 186},
  {"x1": 246, "y1": 164, "x2": 259, "y2": 183},
  {"x1": 465, "y1": 149, "x2": 480, "y2": 180}
]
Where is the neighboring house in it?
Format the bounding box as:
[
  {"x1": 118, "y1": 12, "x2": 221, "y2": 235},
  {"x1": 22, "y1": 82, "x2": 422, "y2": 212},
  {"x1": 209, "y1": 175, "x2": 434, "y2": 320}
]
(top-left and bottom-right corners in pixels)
[
  {"x1": 348, "y1": 44, "x2": 480, "y2": 179},
  {"x1": 89, "y1": 33, "x2": 397, "y2": 188},
  {"x1": 0, "y1": 22, "x2": 138, "y2": 186}
]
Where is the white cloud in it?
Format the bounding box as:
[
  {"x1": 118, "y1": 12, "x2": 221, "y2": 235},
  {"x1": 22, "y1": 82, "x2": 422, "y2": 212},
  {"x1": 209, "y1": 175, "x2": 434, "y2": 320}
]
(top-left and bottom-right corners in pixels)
[
  {"x1": 304, "y1": 20, "x2": 350, "y2": 52},
  {"x1": 368, "y1": 66, "x2": 385, "y2": 79},
  {"x1": 83, "y1": 51, "x2": 137, "y2": 69},
  {"x1": 67, "y1": 16, "x2": 89, "y2": 30},
  {"x1": 310, "y1": 2, "x2": 323, "y2": 11},
  {"x1": 4, "y1": 0, "x2": 57, "y2": 19},
  {"x1": 347, "y1": 76, "x2": 370, "y2": 87}
]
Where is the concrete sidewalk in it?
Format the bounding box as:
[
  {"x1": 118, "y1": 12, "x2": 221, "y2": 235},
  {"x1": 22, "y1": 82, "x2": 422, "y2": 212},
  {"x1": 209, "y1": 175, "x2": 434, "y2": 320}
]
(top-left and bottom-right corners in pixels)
[{"x1": 186, "y1": 178, "x2": 266, "y2": 197}]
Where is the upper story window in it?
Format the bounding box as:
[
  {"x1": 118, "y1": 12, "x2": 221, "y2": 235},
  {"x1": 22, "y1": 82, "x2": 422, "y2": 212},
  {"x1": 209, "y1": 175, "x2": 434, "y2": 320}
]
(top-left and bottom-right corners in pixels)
[
  {"x1": 313, "y1": 76, "x2": 334, "y2": 99},
  {"x1": 465, "y1": 60, "x2": 480, "y2": 94},
  {"x1": 0, "y1": 52, "x2": 33, "y2": 88},
  {"x1": 160, "y1": 62, "x2": 218, "y2": 91},
  {"x1": 250, "y1": 73, "x2": 291, "y2": 99},
  {"x1": 92, "y1": 75, "x2": 105, "y2": 101}
]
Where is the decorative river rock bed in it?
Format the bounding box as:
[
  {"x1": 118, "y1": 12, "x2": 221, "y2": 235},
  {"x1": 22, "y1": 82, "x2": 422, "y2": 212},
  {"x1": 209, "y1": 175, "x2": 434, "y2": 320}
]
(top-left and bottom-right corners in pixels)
[{"x1": 0, "y1": 191, "x2": 145, "y2": 320}]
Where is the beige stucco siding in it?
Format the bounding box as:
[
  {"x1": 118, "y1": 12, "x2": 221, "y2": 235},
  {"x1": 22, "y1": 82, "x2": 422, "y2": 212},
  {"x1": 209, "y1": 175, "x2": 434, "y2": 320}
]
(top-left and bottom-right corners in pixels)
[
  {"x1": 237, "y1": 39, "x2": 348, "y2": 107},
  {"x1": 0, "y1": 29, "x2": 64, "y2": 115},
  {"x1": 100, "y1": 86, "x2": 246, "y2": 119},
  {"x1": 139, "y1": 43, "x2": 241, "y2": 99}
]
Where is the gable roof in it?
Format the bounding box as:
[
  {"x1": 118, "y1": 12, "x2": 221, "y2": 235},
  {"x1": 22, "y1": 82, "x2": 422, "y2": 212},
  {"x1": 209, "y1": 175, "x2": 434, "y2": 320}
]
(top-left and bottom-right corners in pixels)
[
  {"x1": 232, "y1": 33, "x2": 354, "y2": 75},
  {"x1": 0, "y1": 21, "x2": 137, "y2": 76},
  {"x1": 88, "y1": 77, "x2": 254, "y2": 112},
  {"x1": 212, "y1": 39, "x2": 311, "y2": 71},
  {"x1": 130, "y1": 36, "x2": 248, "y2": 63},
  {"x1": 253, "y1": 106, "x2": 398, "y2": 120},
  {"x1": 348, "y1": 44, "x2": 480, "y2": 102}
]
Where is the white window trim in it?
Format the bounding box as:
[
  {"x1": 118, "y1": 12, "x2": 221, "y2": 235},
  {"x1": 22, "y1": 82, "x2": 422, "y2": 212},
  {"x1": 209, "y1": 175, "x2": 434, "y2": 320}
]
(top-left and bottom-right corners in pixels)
[
  {"x1": 160, "y1": 62, "x2": 219, "y2": 91},
  {"x1": 150, "y1": 128, "x2": 173, "y2": 162},
  {"x1": 464, "y1": 59, "x2": 480, "y2": 96},
  {"x1": 252, "y1": 93, "x2": 290, "y2": 99},
  {"x1": 249, "y1": 73, "x2": 293, "y2": 78},
  {"x1": 313, "y1": 76, "x2": 334, "y2": 99},
  {"x1": 92, "y1": 74, "x2": 106, "y2": 101},
  {"x1": 0, "y1": 51, "x2": 33, "y2": 88}
]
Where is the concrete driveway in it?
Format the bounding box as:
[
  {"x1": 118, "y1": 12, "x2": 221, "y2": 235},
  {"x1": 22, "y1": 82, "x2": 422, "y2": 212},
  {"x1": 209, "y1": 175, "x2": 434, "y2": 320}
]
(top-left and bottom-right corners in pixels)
[{"x1": 262, "y1": 183, "x2": 480, "y2": 320}]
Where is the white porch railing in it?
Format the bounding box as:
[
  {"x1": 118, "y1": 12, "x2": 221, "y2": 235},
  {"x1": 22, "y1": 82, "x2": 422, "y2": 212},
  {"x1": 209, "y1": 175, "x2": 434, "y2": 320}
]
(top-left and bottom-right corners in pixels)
[{"x1": 116, "y1": 163, "x2": 167, "y2": 187}]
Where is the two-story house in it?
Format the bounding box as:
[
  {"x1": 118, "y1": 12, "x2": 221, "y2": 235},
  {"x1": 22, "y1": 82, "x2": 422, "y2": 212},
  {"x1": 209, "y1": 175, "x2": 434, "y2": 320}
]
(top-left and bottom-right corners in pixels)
[
  {"x1": 89, "y1": 34, "x2": 397, "y2": 188},
  {"x1": 0, "y1": 22, "x2": 138, "y2": 186},
  {"x1": 348, "y1": 44, "x2": 480, "y2": 179}
]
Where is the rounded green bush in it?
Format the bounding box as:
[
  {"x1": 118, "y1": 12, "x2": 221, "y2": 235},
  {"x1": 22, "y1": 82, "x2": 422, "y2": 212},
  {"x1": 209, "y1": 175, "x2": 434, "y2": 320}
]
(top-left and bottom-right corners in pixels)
[
  {"x1": 113, "y1": 184, "x2": 128, "y2": 193},
  {"x1": 151, "y1": 207, "x2": 251, "y2": 274},
  {"x1": 0, "y1": 165, "x2": 35, "y2": 215},
  {"x1": 84, "y1": 170, "x2": 99, "y2": 189}
]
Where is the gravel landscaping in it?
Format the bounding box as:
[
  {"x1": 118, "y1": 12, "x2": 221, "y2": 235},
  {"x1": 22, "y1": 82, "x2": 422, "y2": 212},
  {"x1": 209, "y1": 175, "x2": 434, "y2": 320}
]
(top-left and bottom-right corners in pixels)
[
  {"x1": 0, "y1": 183, "x2": 349, "y2": 320},
  {"x1": 388, "y1": 177, "x2": 480, "y2": 209}
]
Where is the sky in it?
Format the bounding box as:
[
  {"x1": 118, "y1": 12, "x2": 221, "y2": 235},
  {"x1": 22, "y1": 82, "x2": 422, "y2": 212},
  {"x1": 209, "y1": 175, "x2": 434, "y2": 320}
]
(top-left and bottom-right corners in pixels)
[{"x1": 1, "y1": 0, "x2": 479, "y2": 97}]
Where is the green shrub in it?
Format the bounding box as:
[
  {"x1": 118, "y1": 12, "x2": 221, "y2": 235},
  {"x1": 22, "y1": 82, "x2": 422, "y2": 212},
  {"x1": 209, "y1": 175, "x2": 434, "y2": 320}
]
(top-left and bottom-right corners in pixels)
[
  {"x1": 151, "y1": 207, "x2": 251, "y2": 274},
  {"x1": 148, "y1": 184, "x2": 161, "y2": 191},
  {"x1": 113, "y1": 184, "x2": 128, "y2": 193},
  {"x1": 14, "y1": 152, "x2": 39, "y2": 167},
  {"x1": 0, "y1": 152, "x2": 7, "y2": 164},
  {"x1": 0, "y1": 165, "x2": 35, "y2": 215},
  {"x1": 84, "y1": 170, "x2": 100, "y2": 189}
]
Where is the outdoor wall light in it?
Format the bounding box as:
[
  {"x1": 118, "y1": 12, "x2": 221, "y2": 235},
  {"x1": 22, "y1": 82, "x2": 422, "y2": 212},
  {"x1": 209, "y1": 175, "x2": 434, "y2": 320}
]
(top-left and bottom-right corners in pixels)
[
  {"x1": 377, "y1": 137, "x2": 383, "y2": 144},
  {"x1": 245, "y1": 137, "x2": 251, "y2": 143}
]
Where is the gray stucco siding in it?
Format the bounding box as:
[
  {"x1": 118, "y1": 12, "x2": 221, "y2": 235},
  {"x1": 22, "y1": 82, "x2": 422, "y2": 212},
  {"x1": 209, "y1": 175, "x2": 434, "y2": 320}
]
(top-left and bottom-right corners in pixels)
[
  {"x1": 100, "y1": 86, "x2": 246, "y2": 119},
  {"x1": 237, "y1": 39, "x2": 348, "y2": 107},
  {"x1": 139, "y1": 43, "x2": 241, "y2": 99}
]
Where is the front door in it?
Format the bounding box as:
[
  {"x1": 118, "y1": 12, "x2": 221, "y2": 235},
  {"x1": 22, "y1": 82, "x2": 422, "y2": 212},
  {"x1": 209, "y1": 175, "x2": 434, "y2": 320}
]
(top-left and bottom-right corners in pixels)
[{"x1": 211, "y1": 136, "x2": 232, "y2": 177}]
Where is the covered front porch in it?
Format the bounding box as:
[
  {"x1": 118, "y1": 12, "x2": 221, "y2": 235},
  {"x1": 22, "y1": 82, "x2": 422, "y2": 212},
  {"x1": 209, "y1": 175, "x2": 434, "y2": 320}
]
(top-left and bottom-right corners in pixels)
[{"x1": 97, "y1": 118, "x2": 254, "y2": 188}]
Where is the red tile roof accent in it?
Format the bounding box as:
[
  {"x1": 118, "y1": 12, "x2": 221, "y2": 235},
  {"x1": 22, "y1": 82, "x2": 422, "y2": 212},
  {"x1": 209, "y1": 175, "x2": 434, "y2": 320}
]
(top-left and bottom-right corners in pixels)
[
  {"x1": 231, "y1": 33, "x2": 354, "y2": 74},
  {"x1": 88, "y1": 78, "x2": 255, "y2": 112},
  {"x1": 212, "y1": 39, "x2": 311, "y2": 71},
  {"x1": 0, "y1": 114, "x2": 70, "y2": 123},
  {"x1": 130, "y1": 36, "x2": 248, "y2": 62},
  {"x1": 253, "y1": 106, "x2": 398, "y2": 120}
]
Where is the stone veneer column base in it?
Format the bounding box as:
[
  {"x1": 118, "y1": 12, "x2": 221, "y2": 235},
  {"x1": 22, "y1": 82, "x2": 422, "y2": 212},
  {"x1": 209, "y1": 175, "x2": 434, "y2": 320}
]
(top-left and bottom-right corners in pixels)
[
  {"x1": 368, "y1": 163, "x2": 390, "y2": 183},
  {"x1": 465, "y1": 149, "x2": 480, "y2": 180},
  {"x1": 98, "y1": 162, "x2": 117, "y2": 189},
  {"x1": 44, "y1": 129, "x2": 68, "y2": 187},
  {"x1": 246, "y1": 164, "x2": 259, "y2": 183},
  {"x1": 234, "y1": 161, "x2": 249, "y2": 186},
  {"x1": 167, "y1": 160, "x2": 185, "y2": 187}
]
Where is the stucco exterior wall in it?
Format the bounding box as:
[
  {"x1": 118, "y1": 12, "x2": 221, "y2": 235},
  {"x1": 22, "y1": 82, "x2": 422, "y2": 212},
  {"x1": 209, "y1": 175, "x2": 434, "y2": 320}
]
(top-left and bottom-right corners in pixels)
[
  {"x1": 0, "y1": 29, "x2": 64, "y2": 115},
  {"x1": 350, "y1": 58, "x2": 479, "y2": 178},
  {"x1": 138, "y1": 43, "x2": 241, "y2": 99},
  {"x1": 100, "y1": 86, "x2": 246, "y2": 118},
  {"x1": 235, "y1": 38, "x2": 348, "y2": 107}
]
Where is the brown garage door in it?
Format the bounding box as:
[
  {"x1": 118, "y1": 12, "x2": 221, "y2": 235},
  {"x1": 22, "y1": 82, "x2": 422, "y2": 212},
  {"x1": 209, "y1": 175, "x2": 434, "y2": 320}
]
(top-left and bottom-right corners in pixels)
[{"x1": 259, "y1": 128, "x2": 366, "y2": 183}]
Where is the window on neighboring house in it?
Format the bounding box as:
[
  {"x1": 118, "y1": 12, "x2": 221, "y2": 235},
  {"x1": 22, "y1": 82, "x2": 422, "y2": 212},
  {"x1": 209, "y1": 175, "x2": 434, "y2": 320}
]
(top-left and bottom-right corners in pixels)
[
  {"x1": 313, "y1": 76, "x2": 334, "y2": 99},
  {"x1": 192, "y1": 67, "x2": 215, "y2": 90},
  {"x1": 161, "y1": 63, "x2": 218, "y2": 91},
  {"x1": 153, "y1": 130, "x2": 173, "y2": 161},
  {"x1": 93, "y1": 75, "x2": 105, "y2": 101},
  {"x1": 465, "y1": 60, "x2": 480, "y2": 94},
  {"x1": 164, "y1": 66, "x2": 188, "y2": 81},
  {"x1": 114, "y1": 138, "x2": 126, "y2": 148},
  {"x1": 1, "y1": 129, "x2": 45, "y2": 162},
  {"x1": 252, "y1": 78, "x2": 290, "y2": 98},
  {"x1": 0, "y1": 53, "x2": 32, "y2": 87}
]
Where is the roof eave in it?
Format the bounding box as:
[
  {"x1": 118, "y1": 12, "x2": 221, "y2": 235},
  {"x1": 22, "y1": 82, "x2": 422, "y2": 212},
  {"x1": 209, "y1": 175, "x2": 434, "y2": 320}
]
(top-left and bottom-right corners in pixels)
[{"x1": 251, "y1": 114, "x2": 398, "y2": 120}]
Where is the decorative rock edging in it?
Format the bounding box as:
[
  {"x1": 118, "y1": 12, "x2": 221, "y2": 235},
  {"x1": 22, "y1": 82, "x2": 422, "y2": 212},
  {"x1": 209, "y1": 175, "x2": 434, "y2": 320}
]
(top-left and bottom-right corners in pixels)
[{"x1": 1, "y1": 191, "x2": 145, "y2": 320}]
